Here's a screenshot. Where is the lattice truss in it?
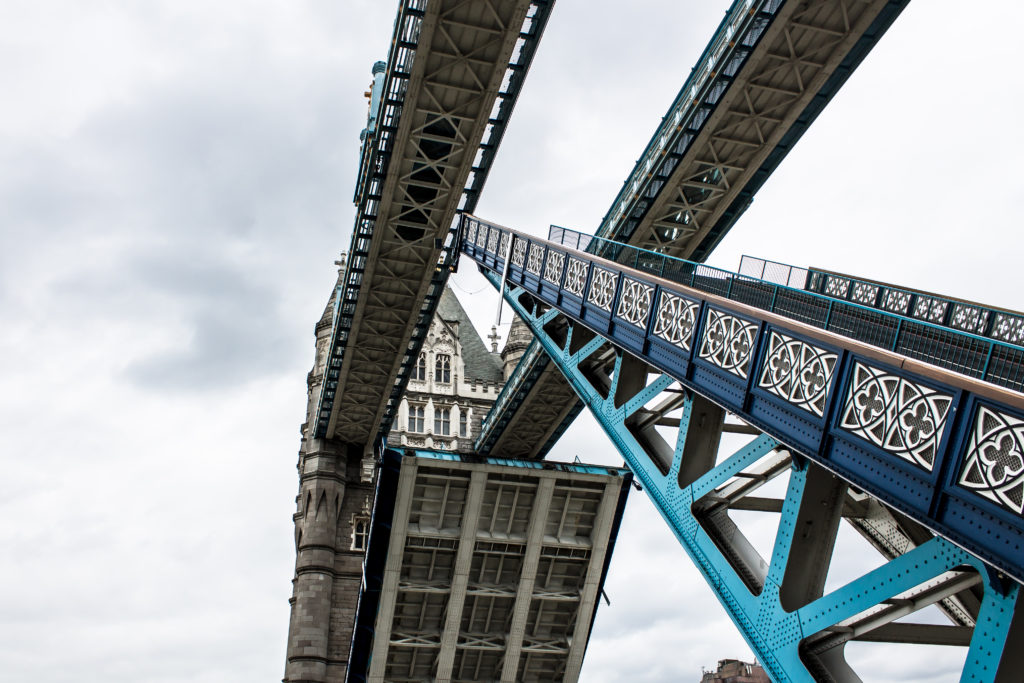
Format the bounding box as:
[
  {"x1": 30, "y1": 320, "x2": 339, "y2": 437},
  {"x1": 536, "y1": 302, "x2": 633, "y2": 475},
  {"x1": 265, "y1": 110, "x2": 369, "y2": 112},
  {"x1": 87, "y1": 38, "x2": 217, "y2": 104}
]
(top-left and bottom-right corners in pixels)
[
  {"x1": 484, "y1": 360, "x2": 584, "y2": 459},
  {"x1": 616, "y1": 0, "x2": 896, "y2": 258},
  {"x1": 327, "y1": 0, "x2": 534, "y2": 442},
  {"x1": 496, "y1": 280, "x2": 1024, "y2": 682},
  {"x1": 474, "y1": 0, "x2": 906, "y2": 460},
  {"x1": 370, "y1": 461, "x2": 615, "y2": 683}
]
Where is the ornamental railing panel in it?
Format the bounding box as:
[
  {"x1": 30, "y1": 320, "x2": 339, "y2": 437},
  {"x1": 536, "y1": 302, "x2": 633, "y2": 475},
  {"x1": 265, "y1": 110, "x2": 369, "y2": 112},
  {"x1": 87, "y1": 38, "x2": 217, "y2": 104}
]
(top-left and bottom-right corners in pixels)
[{"x1": 461, "y1": 213, "x2": 1024, "y2": 584}]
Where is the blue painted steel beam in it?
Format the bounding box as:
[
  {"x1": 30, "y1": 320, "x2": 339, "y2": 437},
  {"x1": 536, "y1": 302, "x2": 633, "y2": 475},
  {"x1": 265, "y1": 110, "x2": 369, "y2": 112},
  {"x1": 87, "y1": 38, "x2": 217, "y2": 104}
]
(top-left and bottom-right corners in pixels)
[
  {"x1": 552, "y1": 224, "x2": 1024, "y2": 394},
  {"x1": 480, "y1": 264, "x2": 1024, "y2": 681},
  {"x1": 462, "y1": 215, "x2": 1024, "y2": 588}
]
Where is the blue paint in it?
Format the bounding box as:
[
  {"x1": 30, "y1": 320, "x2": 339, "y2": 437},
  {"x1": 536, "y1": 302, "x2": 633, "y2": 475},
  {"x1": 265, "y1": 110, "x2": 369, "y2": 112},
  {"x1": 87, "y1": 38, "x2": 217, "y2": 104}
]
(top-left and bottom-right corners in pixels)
[
  {"x1": 478, "y1": 251, "x2": 1023, "y2": 681},
  {"x1": 467, "y1": 219, "x2": 1024, "y2": 588}
]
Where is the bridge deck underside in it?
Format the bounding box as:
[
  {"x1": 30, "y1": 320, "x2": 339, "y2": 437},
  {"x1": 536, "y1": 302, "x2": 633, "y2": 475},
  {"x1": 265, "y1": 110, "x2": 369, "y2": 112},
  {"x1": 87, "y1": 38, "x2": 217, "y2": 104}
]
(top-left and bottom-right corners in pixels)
[
  {"x1": 351, "y1": 450, "x2": 630, "y2": 683},
  {"x1": 318, "y1": 0, "x2": 535, "y2": 445},
  {"x1": 475, "y1": 0, "x2": 910, "y2": 460}
]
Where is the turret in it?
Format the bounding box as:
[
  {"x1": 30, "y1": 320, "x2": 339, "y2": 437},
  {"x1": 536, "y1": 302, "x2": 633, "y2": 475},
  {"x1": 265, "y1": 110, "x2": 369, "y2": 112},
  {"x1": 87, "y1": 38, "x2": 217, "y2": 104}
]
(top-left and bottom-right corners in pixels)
[
  {"x1": 500, "y1": 315, "x2": 532, "y2": 381},
  {"x1": 354, "y1": 61, "x2": 388, "y2": 205}
]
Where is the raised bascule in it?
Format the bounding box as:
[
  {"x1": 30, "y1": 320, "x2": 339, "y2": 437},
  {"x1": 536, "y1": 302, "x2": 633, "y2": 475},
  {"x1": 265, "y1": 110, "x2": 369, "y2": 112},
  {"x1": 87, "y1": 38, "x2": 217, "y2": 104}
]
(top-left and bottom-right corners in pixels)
[{"x1": 285, "y1": 1, "x2": 1024, "y2": 681}]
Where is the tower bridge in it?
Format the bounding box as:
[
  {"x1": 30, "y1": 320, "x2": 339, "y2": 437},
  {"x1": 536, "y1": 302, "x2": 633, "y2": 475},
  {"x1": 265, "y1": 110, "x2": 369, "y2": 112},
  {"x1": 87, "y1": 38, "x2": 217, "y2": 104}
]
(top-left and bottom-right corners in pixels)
[
  {"x1": 473, "y1": 0, "x2": 912, "y2": 462},
  {"x1": 286, "y1": 0, "x2": 1024, "y2": 681}
]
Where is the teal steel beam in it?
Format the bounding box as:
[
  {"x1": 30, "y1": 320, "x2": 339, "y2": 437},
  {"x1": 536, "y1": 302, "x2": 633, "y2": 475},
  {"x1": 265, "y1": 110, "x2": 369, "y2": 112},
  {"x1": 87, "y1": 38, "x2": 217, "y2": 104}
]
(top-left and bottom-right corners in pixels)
[{"x1": 481, "y1": 268, "x2": 1024, "y2": 681}]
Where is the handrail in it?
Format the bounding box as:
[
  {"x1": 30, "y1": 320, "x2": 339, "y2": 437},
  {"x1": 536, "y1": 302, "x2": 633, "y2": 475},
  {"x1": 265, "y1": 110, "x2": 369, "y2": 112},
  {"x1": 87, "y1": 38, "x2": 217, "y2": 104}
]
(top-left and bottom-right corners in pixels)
[
  {"x1": 515, "y1": 220, "x2": 1024, "y2": 394},
  {"x1": 805, "y1": 268, "x2": 1024, "y2": 349},
  {"x1": 463, "y1": 213, "x2": 1024, "y2": 587}
]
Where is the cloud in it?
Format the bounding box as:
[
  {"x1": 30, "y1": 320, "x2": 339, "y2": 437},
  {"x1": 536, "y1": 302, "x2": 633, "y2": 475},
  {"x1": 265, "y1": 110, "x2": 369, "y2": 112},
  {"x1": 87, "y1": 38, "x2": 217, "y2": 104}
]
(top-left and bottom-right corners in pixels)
[{"x1": 2, "y1": 0, "x2": 1023, "y2": 682}]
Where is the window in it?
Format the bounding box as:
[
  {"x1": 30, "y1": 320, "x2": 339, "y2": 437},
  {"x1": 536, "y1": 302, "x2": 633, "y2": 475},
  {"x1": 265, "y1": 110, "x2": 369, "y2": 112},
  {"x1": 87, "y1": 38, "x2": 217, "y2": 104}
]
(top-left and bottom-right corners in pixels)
[
  {"x1": 434, "y1": 407, "x2": 450, "y2": 435},
  {"x1": 459, "y1": 411, "x2": 468, "y2": 437},
  {"x1": 412, "y1": 353, "x2": 426, "y2": 381},
  {"x1": 351, "y1": 516, "x2": 369, "y2": 551},
  {"x1": 435, "y1": 354, "x2": 451, "y2": 383},
  {"x1": 408, "y1": 404, "x2": 424, "y2": 432}
]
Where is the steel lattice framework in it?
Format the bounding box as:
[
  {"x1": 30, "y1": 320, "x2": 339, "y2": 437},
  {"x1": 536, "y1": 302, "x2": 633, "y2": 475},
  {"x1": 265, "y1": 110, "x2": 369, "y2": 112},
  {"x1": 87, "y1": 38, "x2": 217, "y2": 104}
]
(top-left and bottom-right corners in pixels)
[
  {"x1": 476, "y1": 0, "x2": 912, "y2": 462},
  {"x1": 313, "y1": 0, "x2": 553, "y2": 446},
  {"x1": 463, "y1": 216, "x2": 1024, "y2": 680},
  {"x1": 348, "y1": 451, "x2": 629, "y2": 683},
  {"x1": 293, "y1": 0, "x2": 1024, "y2": 680}
]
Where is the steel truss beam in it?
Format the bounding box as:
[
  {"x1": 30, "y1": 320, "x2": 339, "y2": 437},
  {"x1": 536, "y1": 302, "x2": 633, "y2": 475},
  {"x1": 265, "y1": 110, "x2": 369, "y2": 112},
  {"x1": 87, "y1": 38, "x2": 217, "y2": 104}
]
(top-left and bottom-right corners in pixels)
[
  {"x1": 313, "y1": 0, "x2": 556, "y2": 445},
  {"x1": 475, "y1": 0, "x2": 913, "y2": 465},
  {"x1": 465, "y1": 217, "x2": 1024, "y2": 587},
  {"x1": 485, "y1": 268, "x2": 1024, "y2": 681}
]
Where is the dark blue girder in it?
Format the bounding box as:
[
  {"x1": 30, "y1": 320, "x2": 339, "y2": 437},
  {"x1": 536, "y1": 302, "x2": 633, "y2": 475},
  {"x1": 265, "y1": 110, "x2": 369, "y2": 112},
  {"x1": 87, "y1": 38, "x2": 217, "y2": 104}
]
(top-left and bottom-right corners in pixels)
[
  {"x1": 462, "y1": 214, "x2": 1024, "y2": 680},
  {"x1": 462, "y1": 215, "x2": 1024, "y2": 586}
]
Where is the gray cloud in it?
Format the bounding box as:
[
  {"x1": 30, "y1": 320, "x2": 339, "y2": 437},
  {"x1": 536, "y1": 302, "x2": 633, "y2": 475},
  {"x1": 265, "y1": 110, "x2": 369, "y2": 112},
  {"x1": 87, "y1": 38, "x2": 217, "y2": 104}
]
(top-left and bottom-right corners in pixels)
[{"x1": 1, "y1": 1, "x2": 1022, "y2": 682}]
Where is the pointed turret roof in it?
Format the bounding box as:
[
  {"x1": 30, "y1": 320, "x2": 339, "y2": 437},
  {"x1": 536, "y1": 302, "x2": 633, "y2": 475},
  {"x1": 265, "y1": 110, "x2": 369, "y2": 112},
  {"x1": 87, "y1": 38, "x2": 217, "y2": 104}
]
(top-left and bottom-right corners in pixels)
[{"x1": 436, "y1": 286, "x2": 503, "y2": 383}]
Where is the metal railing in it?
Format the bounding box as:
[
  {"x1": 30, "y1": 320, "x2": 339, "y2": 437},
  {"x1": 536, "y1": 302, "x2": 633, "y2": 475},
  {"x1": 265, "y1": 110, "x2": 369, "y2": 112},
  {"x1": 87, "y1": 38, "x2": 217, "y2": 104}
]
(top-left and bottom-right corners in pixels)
[
  {"x1": 739, "y1": 255, "x2": 808, "y2": 289},
  {"x1": 315, "y1": 0, "x2": 428, "y2": 438},
  {"x1": 544, "y1": 224, "x2": 1024, "y2": 392},
  {"x1": 805, "y1": 268, "x2": 1024, "y2": 349}
]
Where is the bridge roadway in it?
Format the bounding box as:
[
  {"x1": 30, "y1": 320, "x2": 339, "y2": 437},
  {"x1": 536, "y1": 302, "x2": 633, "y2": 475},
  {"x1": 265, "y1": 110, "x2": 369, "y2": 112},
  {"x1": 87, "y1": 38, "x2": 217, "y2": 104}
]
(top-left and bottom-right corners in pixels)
[
  {"x1": 312, "y1": 0, "x2": 554, "y2": 448},
  {"x1": 475, "y1": 0, "x2": 913, "y2": 461},
  {"x1": 463, "y1": 215, "x2": 1024, "y2": 679},
  {"x1": 463, "y1": 213, "x2": 1024, "y2": 581}
]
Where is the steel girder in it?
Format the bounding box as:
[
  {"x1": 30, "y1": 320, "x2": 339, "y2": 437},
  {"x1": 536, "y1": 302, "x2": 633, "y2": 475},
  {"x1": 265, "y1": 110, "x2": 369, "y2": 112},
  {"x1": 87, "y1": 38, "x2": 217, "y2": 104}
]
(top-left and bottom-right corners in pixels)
[
  {"x1": 484, "y1": 267, "x2": 1024, "y2": 681},
  {"x1": 314, "y1": 0, "x2": 554, "y2": 444},
  {"x1": 475, "y1": 0, "x2": 912, "y2": 464},
  {"x1": 464, "y1": 216, "x2": 1024, "y2": 587}
]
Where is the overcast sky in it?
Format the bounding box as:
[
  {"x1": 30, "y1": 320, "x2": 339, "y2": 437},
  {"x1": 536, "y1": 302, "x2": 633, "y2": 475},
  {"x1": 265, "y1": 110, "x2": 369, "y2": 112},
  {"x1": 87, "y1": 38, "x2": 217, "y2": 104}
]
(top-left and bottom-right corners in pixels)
[{"x1": 0, "y1": 1, "x2": 1021, "y2": 681}]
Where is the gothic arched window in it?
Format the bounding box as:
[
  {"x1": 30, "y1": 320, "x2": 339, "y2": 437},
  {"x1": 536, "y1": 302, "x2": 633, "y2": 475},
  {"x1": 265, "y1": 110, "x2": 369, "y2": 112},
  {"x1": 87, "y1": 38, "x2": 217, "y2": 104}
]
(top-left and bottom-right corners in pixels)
[
  {"x1": 408, "y1": 404, "x2": 424, "y2": 432},
  {"x1": 351, "y1": 516, "x2": 369, "y2": 551},
  {"x1": 412, "y1": 352, "x2": 426, "y2": 381},
  {"x1": 435, "y1": 354, "x2": 451, "y2": 383},
  {"x1": 434, "y1": 407, "x2": 451, "y2": 436}
]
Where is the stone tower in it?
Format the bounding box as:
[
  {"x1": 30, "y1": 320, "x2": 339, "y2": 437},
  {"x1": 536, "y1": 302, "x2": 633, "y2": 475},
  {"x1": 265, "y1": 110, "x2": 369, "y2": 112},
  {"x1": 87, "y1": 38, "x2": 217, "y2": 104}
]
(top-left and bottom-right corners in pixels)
[
  {"x1": 500, "y1": 314, "x2": 532, "y2": 380},
  {"x1": 283, "y1": 258, "x2": 376, "y2": 683},
  {"x1": 284, "y1": 281, "x2": 510, "y2": 682}
]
